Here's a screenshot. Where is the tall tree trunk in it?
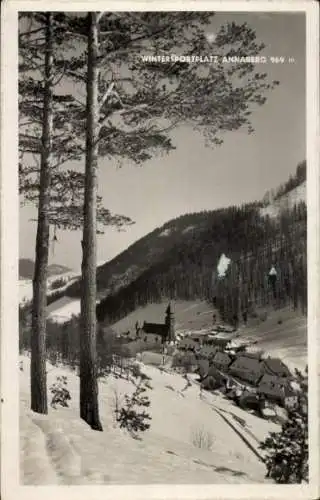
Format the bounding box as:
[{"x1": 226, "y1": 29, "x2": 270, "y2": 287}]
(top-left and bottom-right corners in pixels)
[
  {"x1": 30, "y1": 12, "x2": 54, "y2": 414},
  {"x1": 80, "y1": 12, "x2": 103, "y2": 431}
]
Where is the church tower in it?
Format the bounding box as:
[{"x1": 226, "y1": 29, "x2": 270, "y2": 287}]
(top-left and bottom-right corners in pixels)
[{"x1": 165, "y1": 302, "x2": 175, "y2": 342}]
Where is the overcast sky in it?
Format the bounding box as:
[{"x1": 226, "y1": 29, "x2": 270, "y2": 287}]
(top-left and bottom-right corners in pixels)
[{"x1": 19, "y1": 12, "x2": 306, "y2": 272}]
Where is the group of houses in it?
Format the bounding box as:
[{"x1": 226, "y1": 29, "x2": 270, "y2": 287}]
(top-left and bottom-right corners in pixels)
[
  {"x1": 177, "y1": 330, "x2": 297, "y2": 408},
  {"x1": 119, "y1": 303, "x2": 298, "y2": 409}
]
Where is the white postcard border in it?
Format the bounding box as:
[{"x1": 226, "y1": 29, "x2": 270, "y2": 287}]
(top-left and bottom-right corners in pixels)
[{"x1": 1, "y1": 2, "x2": 319, "y2": 499}]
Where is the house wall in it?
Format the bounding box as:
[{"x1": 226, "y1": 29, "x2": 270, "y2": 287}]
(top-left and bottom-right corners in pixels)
[
  {"x1": 142, "y1": 333, "x2": 162, "y2": 344},
  {"x1": 257, "y1": 375, "x2": 289, "y2": 401},
  {"x1": 205, "y1": 338, "x2": 229, "y2": 349},
  {"x1": 178, "y1": 339, "x2": 200, "y2": 351},
  {"x1": 284, "y1": 396, "x2": 298, "y2": 409}
]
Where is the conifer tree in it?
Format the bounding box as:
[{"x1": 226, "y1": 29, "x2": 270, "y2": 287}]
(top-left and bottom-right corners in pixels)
[
  {"x1": 260, "y1": 368, "x2": 308, "y2": 484},
  {"x1": 19, "y1": 12, "x2": 132, "y2": 414}
]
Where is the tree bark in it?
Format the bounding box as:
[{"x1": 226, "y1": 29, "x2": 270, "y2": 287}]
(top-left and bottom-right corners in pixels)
[
  {"x1": 80, "y1": 12, "x2": 103, "y2": 431},
  {"x1": 30, "y1": 12, "x2": 54, "y2": 414}
]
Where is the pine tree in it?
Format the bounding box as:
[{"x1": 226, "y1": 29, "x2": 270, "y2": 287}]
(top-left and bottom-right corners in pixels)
[
  {"x1": 19, "y1": 12, "x2": 133, "y2": 415},
  {"x1": 80, "y1": 12, "x2": 102, "y2": 430},
  {"x1": 29, "y1": 12, "x2": 54, "y2": 414},
  {"x1": 260, "y1": 369, "x2": 308, "y2": 484}
]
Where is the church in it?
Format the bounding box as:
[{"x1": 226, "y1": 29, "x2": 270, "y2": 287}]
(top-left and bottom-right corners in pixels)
[{"x1": 135, "y1": 303, "x2": 175, "y2": 345}]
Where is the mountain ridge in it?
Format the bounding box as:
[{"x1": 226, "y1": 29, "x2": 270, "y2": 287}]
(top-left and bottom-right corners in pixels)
[
  {"x1": 19, "y1": 258, "x2": 72, "y2": 280},
  {"x1": 61, "y1": 161, "x2": 306, "y2": 326}
]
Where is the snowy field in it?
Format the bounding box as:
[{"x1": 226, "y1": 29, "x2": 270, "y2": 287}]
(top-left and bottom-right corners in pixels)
[
  {"x1": 238, "y1": 307, "x2": 307, "y2": 372},
  {"x1": 19, "y1": 280, "x2": 34, "y2": 304},
  {"x1": 20, "y1": 355, "x2": 280, "y2": 485},
  {"x1": 19, "y1": 273, "x2": 79, "y2": 305},
  {"x1": 46, "y1": 297, "x2": 81, "y2": 323}
]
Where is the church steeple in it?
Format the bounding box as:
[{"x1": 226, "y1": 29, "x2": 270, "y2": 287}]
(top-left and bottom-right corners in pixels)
[{"x1": 165, "y1": 302, "x2": 175, "y2": 342}]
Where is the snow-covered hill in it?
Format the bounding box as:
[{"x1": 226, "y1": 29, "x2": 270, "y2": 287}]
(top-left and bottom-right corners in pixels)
[
  {"x1": 20, "y1": 355, "x2": 278, "y2": 485},
  {"x1": 260, "y1": 181, "x2": 306, "y2": 219},
  {"x1": 19, "y1": 258, "x2": 72, "y2": 280},
  {"x1": 19, "y1": 271, "x2": 79, "y2": 305}
]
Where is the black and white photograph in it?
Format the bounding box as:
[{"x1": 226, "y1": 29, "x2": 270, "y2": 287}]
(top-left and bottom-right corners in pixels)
[{"x1": 1, "y1": 1, "x2": 319, "y2": 499}]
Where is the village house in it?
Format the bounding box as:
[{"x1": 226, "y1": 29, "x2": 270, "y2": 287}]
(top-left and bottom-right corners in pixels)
[
  {"x1": 261, "y1": 356, "x2": 292, "y2": 378},
  {"x1": 140, "y1": 331, "x2": 163, "y2": 344},
  {"x1": 201, "y1": 364, "x2": 226, "y2": 390},
  {"x1": 122, "y1": 330, "x2": 137, "y2": 341},
  {"x1": 189, "y1": 333, "x2": 206, "y2": 343},
  {"x1": 197, "y1": 345, "x2": 219, "y2": 359},
  {"x1": 243, "y1": 351, "x2": 263, "y2": 360},
  {"x1": 211, "y1": 351, "x2": 233, "y2": 371},
  {"x1": 284, "y1": 392, "x2": 299, "y2": 410},
  {"x1": 197, "y1": 358, "x2": 210, "y2": 380},
  {"x1": 212, "y1": 324, "x2": 235, "y2": 333},
  {"x1": 229, "y1": 353, "x2": 263, "y2": 385},
  {"x1": 178, "y1": 337, "x2": 200, "y2": 352},
  {"x1": 257, "y1": 373, "x2": 296, "y2": 406},
  {"x1": 203, "y1": 336, "x2": 230, "y2": 350}
]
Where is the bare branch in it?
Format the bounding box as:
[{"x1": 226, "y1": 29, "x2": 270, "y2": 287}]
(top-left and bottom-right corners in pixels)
[{"x1": 99, "y1": 81, "x2": 115, "y2": 109}]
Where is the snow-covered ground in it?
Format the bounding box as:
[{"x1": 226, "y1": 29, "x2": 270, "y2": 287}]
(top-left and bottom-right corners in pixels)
[
  {"x1": 19, "y1": 272, "x2": 79, "y2": 305},
  {"x1": 20, "y1": 355, "x2": 279, "y2": 485},
  {"x1": 260, "y1": 182, "x2": 306, "y2": 219},
  {"x1": 46, "y1": 297, "x2": 101, "y2": 323},
  {"x1": 46, "y1": 297, "x2": 81, "y2": 323},
  {"x1": 19, "y1": 279, "x2": 81, "y2": 323},
  {"x1": 159, "y1": 228, "x2": 172, "y2": 237},
  {"x1": 19, "y1": 280, "x2": 34, "y2": 304}
]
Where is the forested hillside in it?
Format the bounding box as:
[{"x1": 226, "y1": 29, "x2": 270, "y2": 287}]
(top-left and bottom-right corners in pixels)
[
  {"x1": 63, "y1": 163, "x2": 307, "y2": 327},
  {"x1": 67, "y1": 203, "x2": 265, "y2": 298}
]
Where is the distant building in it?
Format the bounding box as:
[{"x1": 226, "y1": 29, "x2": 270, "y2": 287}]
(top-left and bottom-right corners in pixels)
[
  {"x1": 197, "y1": 345, "x2": 219, "y2": 359},
  {"x1": 211, "y1": 351, "x2": 233, "y2": 371},
  {"x1": 140, "y1": 332, "x2": 163, "y2": 345},
  {"x1": 201, "y1": 364, "x2": 226, "y2": 390},
  {"x1": 284, "y1": 393, "x2": 299, "y2": 410},
  {"x1": 178, "y1": 337, "x2": 200, "y2": 352},
  {"x1": 257, "y1": 373, "x2": 296, "y2": 405},
  {"x1": 197, "y1": 359, "x2": 210, "y2": 380},
  {"x1": 189, "y1": 333, "x2": 207, "y2": 344},
  {"x1": 136, "y1": 303, "x2": 175, "y2": 345},
  {"x1": 240, "y1": 351, "x2": 263, "y2": 361},
  {"x1": 262, "y1": 356, "x2": 292, "y2": 378},
  {"x1": 204, "y1": 336, "x2": 230, "y2": 349},
  {"x1": 229, "y1": 354, "x2": 263, "y2": 384},
  {"x1": 268, "y1": 266, "x2": 278, "y2": 297}
]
